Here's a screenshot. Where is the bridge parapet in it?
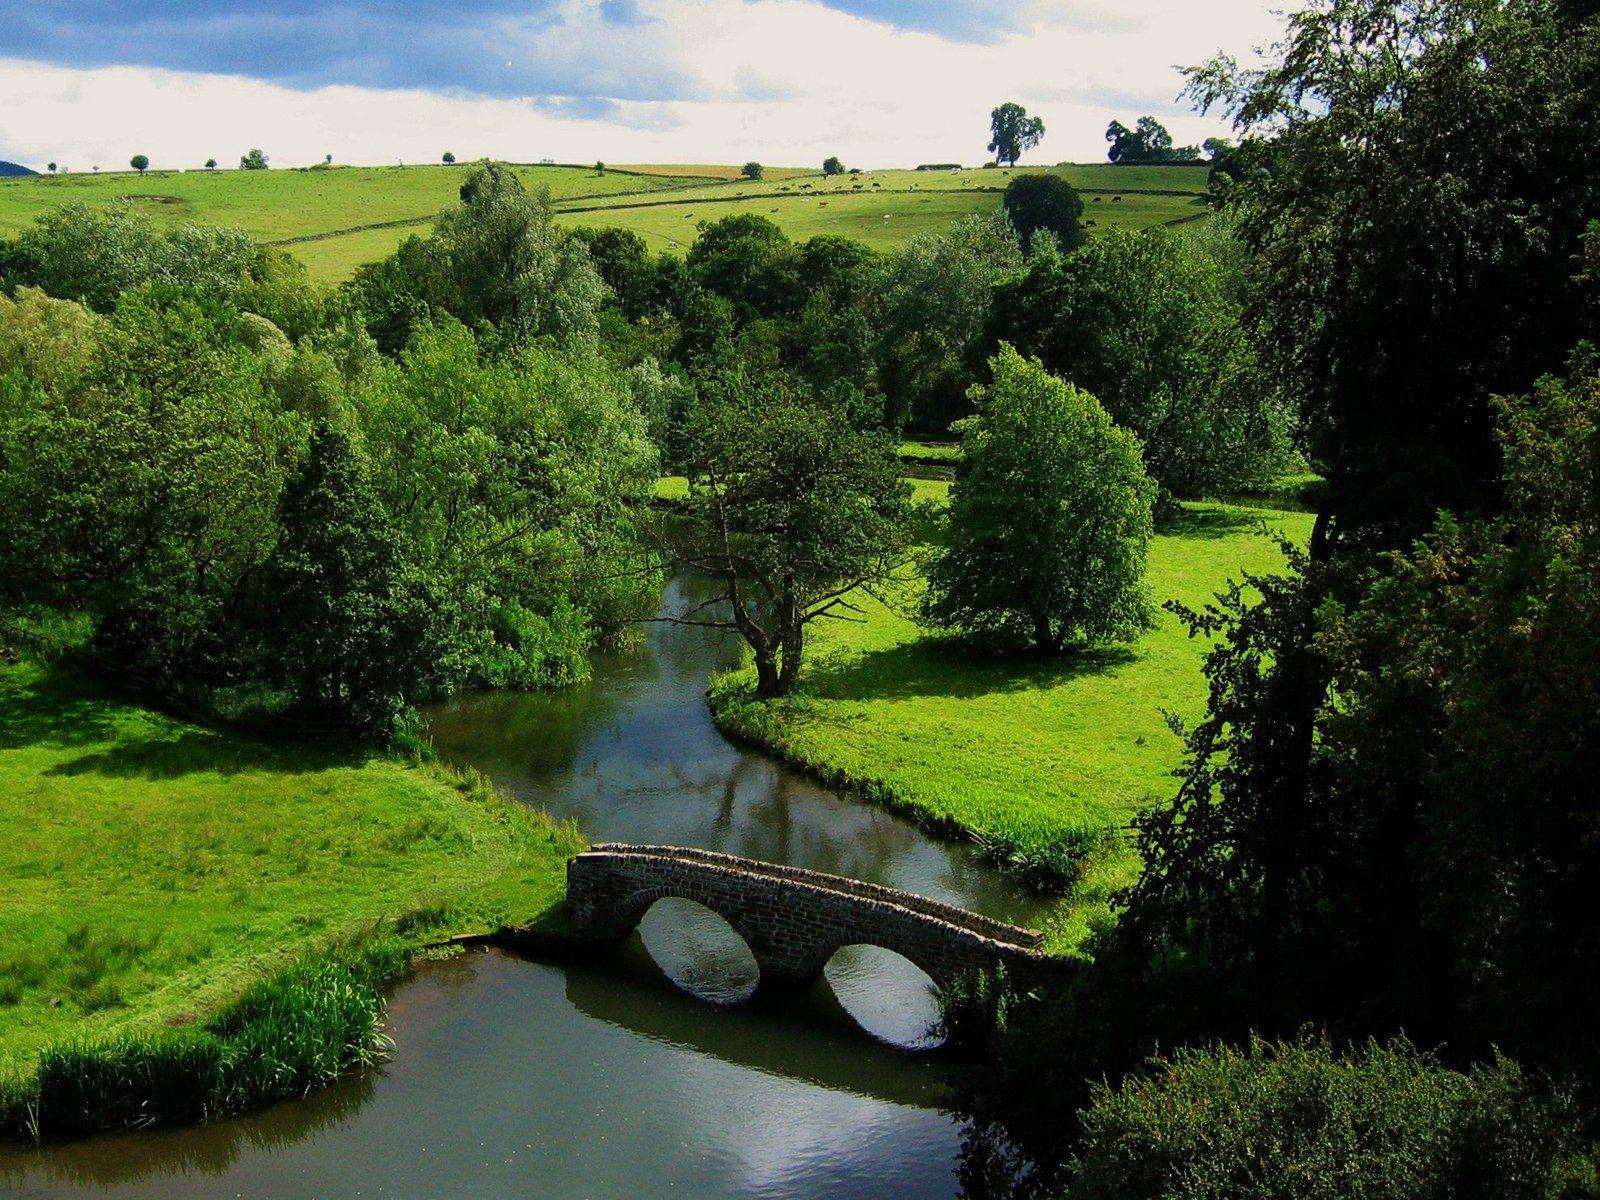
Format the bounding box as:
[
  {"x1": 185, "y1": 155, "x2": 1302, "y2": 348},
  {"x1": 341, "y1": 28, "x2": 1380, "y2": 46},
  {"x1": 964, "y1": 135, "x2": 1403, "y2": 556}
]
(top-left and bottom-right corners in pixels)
[{"x1": 566, "y1": 843, "x2": 1072, "y2": 994}]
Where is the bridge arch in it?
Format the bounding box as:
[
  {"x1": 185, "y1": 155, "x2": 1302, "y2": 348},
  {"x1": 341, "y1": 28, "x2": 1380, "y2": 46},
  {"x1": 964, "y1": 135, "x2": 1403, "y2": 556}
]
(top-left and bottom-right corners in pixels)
[
  {"x1": 565, "y1": 844, "x2": 1074, "y2": 1001},
  {"x1": 634, "y1": 893, "x2": 760, "y2": 1004},
  {"x1": 822, "y1": 943, "x2": 944, "y2": 1049}
]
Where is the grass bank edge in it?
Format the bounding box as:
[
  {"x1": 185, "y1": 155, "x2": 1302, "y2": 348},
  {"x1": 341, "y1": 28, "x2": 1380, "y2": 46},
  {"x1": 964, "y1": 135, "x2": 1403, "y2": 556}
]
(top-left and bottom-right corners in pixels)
[
  {"x1": 0, "y1": 775, "x2": 585, "y2": 1144},
  {"x1": 707, "y1": 674, "x2": 1121, "y2": 926},
  {"x1": 0, "y1": 659, "x2": 586, "y2": 1143}
]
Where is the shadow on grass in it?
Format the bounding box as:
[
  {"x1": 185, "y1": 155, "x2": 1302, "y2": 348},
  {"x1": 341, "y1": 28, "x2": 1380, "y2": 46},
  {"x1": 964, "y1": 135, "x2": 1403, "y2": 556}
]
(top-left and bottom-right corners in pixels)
[
  {"x1": 0, "y1": 668, "x2": 120, "y2": 752},
  {"x1": 1156, "y1": 505, "x2": 1270, "y2": 541},
  {"x1": 44, "y1": 725, "x2": 368, "y2": 781},
  {"x1": 803, "y1": 636, "x2": 1139, "y2": 703}
]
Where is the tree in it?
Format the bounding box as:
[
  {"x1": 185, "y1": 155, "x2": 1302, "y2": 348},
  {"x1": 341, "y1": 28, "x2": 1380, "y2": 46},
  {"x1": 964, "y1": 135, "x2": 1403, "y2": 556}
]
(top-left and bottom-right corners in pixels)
[
  {"x1": 873, "y1": 210, "x2": 1022, "y2": 430},
  {"x1": 205, "y1": 158, "x2": 217, "y2": 170},
  {"x1": 822, "y1": 155, "x2": 844, "y2": 176},
  {"x1": 594, "y1": 160, "x2": 605, "y2": 175},
  {"x1": 979, "y1": 227, "x2": 1286, "y2": 500},
  {"x1": 569, "y1": 225, "x2": 661, "y2": 320},
  {"x1": 741, "y1": 161, "x2": 763, "y2": 180},
  {"x1": 988, "y1": 102, "x2": 1045, "y2": 166},
  {"x1": 354, "y1": 161, "x2": 604, "y2": 351},
  {"x1": 239, "y1": 148, "x2": 269, "y2": 171},
  {"x1": 685, "y1": 212, "x2": 796, "y2": 324},
  {"x1": 1099, "y1": 0, "x2": 1600, "y2": 1093},
  {"x1": 662, "y1": 383, "x2": 912, "y2": 696},
  {"x1": 442, "y1": 151, "x2": 456, "y2": 164},
  {"x1": 1001, "y1": 173, "x2": 1085, "y2": 253},
  {"x1": 130, "y1": 154, "x2": 149, "y2": 174},
  {"x1": 47, "y1": 162, "x2": 56, "y2": 174},
  {"x1": 10, "y1": 203, "x2": 263, "y2": 313},
  {"x1": 266, "y1": 423, "x2": 416, "y2": 732},
  {"x1": 1106, "y1": 115, "x2": 1200, "y2": 162},
  {"x1": 925, "y1": 346, "x2": 1154, "y2": 652}
]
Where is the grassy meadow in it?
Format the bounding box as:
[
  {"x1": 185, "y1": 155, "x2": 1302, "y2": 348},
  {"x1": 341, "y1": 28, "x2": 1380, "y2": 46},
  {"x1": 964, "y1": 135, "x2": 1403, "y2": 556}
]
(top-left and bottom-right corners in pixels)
[
  {"x1": 0, "y1": 160, "x2": 1212, "y2": 281},
  {"x1": 712, "y1": 483, "x2": 1314, "y2": 949},
  {"x1": 0, "y1": 659, "x2": 580, "y2": 1088}
]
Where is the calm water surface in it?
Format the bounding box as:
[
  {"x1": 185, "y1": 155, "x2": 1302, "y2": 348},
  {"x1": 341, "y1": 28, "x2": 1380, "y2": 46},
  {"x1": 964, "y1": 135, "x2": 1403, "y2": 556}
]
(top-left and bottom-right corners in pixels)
[{"x1": 2, "y1": 573, "x2": 1046, "y2": 1199}]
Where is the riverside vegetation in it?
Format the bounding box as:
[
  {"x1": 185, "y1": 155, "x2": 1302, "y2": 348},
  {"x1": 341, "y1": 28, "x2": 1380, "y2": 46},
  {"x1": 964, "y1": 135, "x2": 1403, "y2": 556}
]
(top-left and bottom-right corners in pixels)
[
  {"x1": 0, "y1": 658, "x2": 581, "y2": 1138},
  {"x1": 3, "y1": 15, "x2": 1599, "y2": 1194}
]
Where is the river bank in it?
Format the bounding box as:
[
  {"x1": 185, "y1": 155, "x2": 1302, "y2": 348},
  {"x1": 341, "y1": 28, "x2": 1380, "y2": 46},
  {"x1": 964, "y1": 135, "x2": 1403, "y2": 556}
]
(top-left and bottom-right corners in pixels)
[
  {"x1": 2, "y1": 569, "x2": 1031, "y2": 1197},
  {"x1": 0, "y1": 659, "x2": 582, "y2": 1137},
  {"x1": 709, "y1": 499, "x2": 1316, "y2": 947}
]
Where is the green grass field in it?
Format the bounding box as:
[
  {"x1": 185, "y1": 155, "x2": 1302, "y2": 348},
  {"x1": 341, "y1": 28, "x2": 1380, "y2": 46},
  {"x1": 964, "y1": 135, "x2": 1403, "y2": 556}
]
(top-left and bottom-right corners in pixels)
[
  {"x1": 0, "y1": 660, "x2": 580, "y2": 1081},
  {"x1": 0, "y1": 161, "x2": 1212, "y2": 281},
  {"x1": 711, "y1": 491, "x2": 1314, "y2": 950}
]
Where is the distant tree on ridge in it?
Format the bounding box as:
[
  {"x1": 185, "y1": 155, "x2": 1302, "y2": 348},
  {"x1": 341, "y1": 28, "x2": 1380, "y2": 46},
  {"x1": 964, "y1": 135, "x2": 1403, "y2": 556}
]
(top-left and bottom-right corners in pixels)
[{"x1": 988, "y1": 102, "x2": 1045, "y2": 166}]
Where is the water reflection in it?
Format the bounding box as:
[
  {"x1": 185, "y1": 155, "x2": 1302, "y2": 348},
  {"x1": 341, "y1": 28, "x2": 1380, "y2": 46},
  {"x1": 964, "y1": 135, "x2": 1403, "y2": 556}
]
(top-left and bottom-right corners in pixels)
[
  {"x1": 3, "y1": 571, "x2": 1038, "y2": 1199},
  {"x1": 2, "y1": 951, "x2": 960, "y2": 1200},
  {"x1": 426, "y1": 572, "x2": 1050, "y2": 930},
  {"x1": 636, "y1": 895, "x2": 761, "y2": 1005},
  {"x1": 824, "y1": 946, "x2": 945, "y2": 1051}
]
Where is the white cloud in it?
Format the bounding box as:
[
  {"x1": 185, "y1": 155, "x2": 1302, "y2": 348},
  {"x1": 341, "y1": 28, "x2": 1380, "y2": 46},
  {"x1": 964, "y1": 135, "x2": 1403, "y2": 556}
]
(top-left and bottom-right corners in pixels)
[{"x1": 0, "y1": 0, "x2": 1285, "y2": 172}]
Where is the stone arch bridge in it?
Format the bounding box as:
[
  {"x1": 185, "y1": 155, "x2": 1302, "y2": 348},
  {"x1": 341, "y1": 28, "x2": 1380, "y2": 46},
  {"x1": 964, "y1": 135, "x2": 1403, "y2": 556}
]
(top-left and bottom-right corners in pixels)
[{"x1": 566, "y1": 844, "x2": 1072, "y2": 994}]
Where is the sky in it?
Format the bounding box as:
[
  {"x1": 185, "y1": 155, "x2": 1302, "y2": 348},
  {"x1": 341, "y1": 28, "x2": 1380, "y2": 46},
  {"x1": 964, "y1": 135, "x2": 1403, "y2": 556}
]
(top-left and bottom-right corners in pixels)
[{"x1": 0, "y1": 1, "x2": 1285, "y2": 172}]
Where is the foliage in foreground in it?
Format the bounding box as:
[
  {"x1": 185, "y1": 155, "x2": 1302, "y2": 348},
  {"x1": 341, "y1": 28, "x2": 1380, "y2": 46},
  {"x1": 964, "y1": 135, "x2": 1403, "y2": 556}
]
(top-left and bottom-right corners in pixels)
[
  {"x1": 1061, "y1": 1036, "x2": 1594, "y2": 1200},
  {"x1": 0, "y1": 938, "x2": 408, "y2": 1140}
]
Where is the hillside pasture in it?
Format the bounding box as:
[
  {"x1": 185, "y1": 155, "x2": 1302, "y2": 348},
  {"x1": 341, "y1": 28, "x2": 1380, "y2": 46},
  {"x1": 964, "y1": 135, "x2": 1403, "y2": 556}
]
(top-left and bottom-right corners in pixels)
[{"x1": 0, "y1": 160, "x2": 1213, "y2": 280}]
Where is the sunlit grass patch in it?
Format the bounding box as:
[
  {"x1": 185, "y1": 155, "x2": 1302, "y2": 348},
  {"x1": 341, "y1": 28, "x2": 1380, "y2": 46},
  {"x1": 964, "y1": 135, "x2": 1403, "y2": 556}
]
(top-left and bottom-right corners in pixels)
[
  {"x1": 711, "y1": 500, "x2": 1314, "y2": 952},
  {"x1": 0, "y1": 660, "x2": 581, "y2": 1093}
]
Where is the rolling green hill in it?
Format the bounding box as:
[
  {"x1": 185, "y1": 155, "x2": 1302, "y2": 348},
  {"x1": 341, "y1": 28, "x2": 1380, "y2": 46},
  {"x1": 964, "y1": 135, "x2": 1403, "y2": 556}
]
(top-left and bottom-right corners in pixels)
[{"x1": 0, "y1": 160, "x2": 1213, "y2": 282}]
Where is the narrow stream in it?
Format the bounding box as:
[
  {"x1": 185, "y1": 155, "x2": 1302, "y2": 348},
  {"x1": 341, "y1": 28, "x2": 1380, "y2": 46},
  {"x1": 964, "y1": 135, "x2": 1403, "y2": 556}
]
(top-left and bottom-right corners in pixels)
[{"x1": 2, "y1": 573, "x2": 1049, "y2": 1199}]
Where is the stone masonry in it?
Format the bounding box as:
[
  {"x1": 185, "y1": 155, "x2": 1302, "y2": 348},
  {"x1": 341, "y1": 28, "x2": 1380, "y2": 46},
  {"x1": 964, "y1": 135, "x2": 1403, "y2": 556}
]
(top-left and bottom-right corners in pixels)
[{"x1": 565, "y1": 843, "x2": 1074, "y2": 993}]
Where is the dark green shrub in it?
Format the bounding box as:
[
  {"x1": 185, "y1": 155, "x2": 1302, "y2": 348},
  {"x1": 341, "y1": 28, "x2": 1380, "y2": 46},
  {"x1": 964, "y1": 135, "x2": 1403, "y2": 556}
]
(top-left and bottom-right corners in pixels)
[{"x1": 1064, "y1": 1036, "x2": 1596, "y2": 1200}]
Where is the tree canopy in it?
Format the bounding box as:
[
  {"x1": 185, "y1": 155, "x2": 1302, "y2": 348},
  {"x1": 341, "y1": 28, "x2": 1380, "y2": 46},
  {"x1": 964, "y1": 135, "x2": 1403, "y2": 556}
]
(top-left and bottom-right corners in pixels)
[
  {"x1": 662, "y1": 381, "x2": 912, "y2": 696},
  {"x1": 987, "y1": 102, "x2": 1045, "y2": 166},
  {"x1": 1000, "y1": 173, "x2": 1086, "y2": 254},
  {"x1": 925, "y1": 346, "x2": 1155, "y2": 652}
]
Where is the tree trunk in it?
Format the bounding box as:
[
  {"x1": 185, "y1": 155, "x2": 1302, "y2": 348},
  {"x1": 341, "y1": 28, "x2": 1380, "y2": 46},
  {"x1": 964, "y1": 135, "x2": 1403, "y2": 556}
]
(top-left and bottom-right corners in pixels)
[
  {"x1": 774, "y1": 581, "x2": 804, "y2": 697},
  {"x1": 753, "y1": 651, "x2": 782, "y2": 698},
  {"x1": 1032, "y1": 614, "x2": 1060, "y2": 654},
  {"x1": 777, "y1": 632, "x2": 803, "y2": 696}
]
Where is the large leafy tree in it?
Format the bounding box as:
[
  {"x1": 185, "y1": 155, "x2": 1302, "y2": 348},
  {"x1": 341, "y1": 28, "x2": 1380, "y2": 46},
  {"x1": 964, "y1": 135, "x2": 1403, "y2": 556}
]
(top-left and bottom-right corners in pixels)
[
  {"x1": 685, "y1": 213, "x2": 797, "y2": 325},
  {"x1": 981, "y1": 228, "x2": 1285, "y2": 500},
  {"x1": 354, "y1": 162, "x2": 603, "y2": 352},
  {"x1": 661, "y1": 380, "x2": 912, "y2": 697},
  {"x1": 265, "y1": 423, "x2": 423, "y2": 732},
  {"x1": 944, "y1": 3, "x2": 1600, "y2": 1190},
  {"x1": 0, "y1": 292, "x2": 296, "y2": 682},
  {"x1": 988, "y1": 102, "x2": 1045, "y2": 166},
  {"x1": 925, "y1": 346, "x2": 1155, "y2": 652},
  {"x1": 359, "y1": 318, "x2": 658, "y2": 676},
  {"x1": 1115, "y1": 0, "x2": 1600, "y2": 1071}
]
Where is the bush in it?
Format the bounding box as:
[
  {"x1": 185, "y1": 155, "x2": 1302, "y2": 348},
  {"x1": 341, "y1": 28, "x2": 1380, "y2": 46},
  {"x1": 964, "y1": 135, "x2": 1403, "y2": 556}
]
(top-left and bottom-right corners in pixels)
[{"x1": 1064, "y1": 1036, "x2": 1596, "y2": 1200}]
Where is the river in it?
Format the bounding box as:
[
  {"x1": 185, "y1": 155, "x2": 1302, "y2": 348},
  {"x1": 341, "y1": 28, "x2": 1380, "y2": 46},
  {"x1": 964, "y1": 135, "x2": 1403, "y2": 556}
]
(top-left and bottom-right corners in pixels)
[{"x1": 2, "y1": 573, "x2": 1048, "y2": 1199}]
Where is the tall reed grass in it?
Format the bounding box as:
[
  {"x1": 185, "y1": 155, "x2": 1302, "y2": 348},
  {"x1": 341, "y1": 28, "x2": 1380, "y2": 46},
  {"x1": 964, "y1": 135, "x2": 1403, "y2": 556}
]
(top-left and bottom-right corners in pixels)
[{"x1": 1, "y1": 936, "x2": 408, "y2": 1141}]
